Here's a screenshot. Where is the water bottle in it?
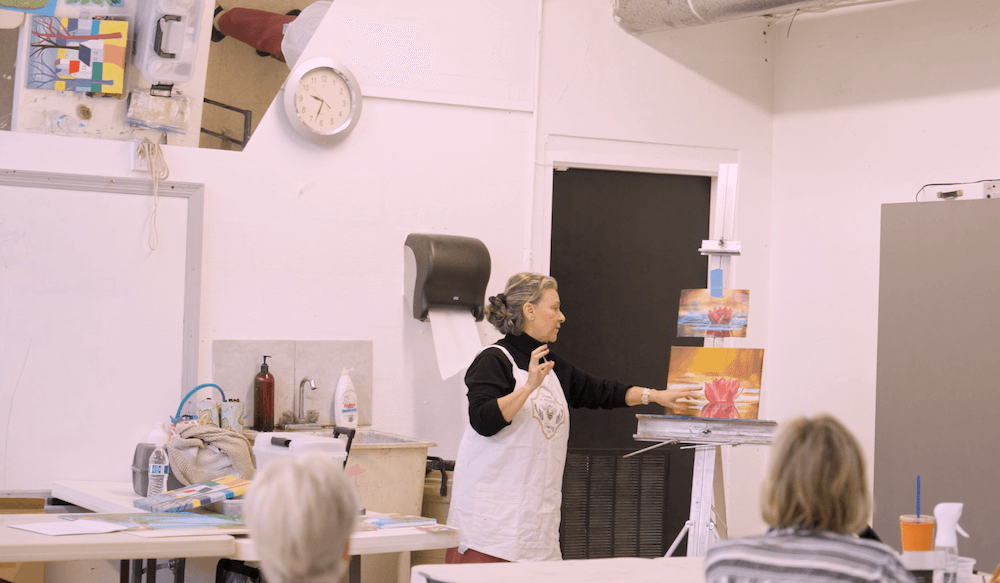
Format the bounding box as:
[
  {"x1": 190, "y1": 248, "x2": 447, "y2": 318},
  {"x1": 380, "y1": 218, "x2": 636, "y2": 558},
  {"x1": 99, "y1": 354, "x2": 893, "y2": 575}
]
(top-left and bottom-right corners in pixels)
[
  {"x1": 933, "y1": 503, "x2": 969, "y2": 583},
  {"x1": 147, "y1": 439, "x2": 170, "y2": 496},
  {"x1": 46, "y1": 111, "x2": 86, "y2": 135}
]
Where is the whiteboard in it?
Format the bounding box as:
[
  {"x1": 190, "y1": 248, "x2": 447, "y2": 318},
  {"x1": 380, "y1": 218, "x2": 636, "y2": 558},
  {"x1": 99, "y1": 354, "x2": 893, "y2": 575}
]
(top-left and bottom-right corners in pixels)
[{"x1": 0, "y1": 170, "x2": 203, "y2": 491}]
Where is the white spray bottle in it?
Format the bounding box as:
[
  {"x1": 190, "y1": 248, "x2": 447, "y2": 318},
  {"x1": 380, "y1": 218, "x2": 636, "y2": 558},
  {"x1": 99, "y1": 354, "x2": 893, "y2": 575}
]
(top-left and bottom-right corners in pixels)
[
  {"x1": 335, "y1": 369, "x2": 358, "y2": 429},
  {"x1": 933, "y1": 502, "x2": 969, "y2": 583}
]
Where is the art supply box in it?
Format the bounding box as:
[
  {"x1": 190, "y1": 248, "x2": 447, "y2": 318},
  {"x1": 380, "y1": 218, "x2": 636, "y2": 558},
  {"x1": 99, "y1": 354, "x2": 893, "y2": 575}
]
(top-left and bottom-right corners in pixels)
[
  {"x1": 134, "y1": 0, "x2": 203, "y2": 87},
  {"x1": 253, "y1": 432, "x2": 348, "y2": 472}
]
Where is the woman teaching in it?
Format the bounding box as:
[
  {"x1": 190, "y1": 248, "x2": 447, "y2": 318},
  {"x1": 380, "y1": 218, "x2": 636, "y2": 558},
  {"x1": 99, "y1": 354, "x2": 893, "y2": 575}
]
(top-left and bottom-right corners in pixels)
[{"x1": 445, "y1": 272, "x2": 695, "y2": 563}]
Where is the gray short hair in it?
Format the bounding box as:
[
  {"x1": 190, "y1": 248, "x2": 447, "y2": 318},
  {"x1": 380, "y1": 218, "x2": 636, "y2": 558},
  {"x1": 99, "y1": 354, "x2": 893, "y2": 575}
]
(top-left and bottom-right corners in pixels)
[
  {"x1": 485, "y1": 272, "x2": 558, "y2": 335},
  {"x1": 244, "y1": 453, "x2": 359, "y2": 583},
  {"x1": 760, "y1": 415, "x2": 871, "y2": 535}
]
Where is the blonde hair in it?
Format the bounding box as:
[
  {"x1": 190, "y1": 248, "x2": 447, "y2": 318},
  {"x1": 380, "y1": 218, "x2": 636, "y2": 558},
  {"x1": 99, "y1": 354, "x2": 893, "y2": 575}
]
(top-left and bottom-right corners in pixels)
[
  {"x1": 485, "y1": 272, "x2": 558, "y2": 335},
  {"x1": 760, "y1": 415, "x2": 870, "y2": 535},
  {"x1": 244, "y1": 452, "x2": 359, "y2": 583}
]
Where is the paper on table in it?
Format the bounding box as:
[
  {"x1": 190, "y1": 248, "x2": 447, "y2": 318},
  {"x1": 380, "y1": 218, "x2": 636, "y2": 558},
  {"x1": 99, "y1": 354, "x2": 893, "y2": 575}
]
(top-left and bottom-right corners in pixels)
[
  {"x1": 11, "y1": 520, "x2": 128, "y2": 536},
  {"x1": 427, "y1": 308, "x2": 482, "y2": 380}
]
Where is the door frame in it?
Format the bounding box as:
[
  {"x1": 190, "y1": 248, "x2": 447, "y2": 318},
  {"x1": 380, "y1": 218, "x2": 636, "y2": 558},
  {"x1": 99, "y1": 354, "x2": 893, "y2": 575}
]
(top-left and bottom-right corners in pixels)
[
  {"x1": 531, "y1": 135, "x2": 742, "y2": 544},
  {"x1": 530, "y1": 134, "x2": 739, "y2": 275}
]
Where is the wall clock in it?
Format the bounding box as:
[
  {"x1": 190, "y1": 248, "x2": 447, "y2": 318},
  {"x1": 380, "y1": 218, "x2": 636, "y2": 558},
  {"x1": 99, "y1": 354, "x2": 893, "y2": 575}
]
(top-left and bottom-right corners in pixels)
[{"x1": 283, "y1": 56, "x2": 362, "y2": 144}]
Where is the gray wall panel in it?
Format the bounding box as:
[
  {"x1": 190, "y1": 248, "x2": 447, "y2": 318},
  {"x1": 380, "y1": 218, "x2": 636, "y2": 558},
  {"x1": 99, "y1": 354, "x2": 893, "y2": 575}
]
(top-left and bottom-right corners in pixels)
[{"x1": 875, "y1": 199, "x2": 1000, "y2": 570}]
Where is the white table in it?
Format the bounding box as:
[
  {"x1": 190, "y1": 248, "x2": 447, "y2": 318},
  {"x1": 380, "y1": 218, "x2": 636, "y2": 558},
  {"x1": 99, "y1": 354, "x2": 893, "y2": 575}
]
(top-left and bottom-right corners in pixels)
[
  {"x1": 411, "y1": 556, "x2": 707, "y2": 583},
  {"x1": 50, "y1": 480, "x2": 460, "y2": 583},
  {"x1": 0, "y1": 514, "x2": 235, "y2": 562}
]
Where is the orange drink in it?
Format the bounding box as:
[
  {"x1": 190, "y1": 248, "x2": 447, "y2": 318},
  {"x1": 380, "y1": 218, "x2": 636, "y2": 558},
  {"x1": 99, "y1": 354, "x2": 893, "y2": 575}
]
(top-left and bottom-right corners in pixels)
[{"x1": 900, "y1": 514, "x2": 935, "y2": 551}]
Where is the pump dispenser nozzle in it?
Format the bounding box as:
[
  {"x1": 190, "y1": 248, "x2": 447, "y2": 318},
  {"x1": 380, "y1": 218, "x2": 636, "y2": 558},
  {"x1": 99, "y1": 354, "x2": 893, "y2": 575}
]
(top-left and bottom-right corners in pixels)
[{"x1": 260, "y1": 355, "x2": 270, "y2": 373}]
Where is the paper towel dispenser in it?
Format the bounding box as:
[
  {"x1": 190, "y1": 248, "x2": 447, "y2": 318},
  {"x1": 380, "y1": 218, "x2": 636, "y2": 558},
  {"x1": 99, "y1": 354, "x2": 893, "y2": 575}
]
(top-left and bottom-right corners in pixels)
[{"x1": 404, "y1": 234, "x2": 491, "y2": 322}]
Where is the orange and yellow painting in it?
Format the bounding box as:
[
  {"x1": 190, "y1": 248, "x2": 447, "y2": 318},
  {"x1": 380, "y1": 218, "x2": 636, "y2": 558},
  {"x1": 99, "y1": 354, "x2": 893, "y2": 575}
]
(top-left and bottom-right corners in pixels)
[
  {"x1": 677, "y1": 289, "x2": 750, "y2": 338},
  {"x1": 666, "y1": 346, "x2": 764, "y2": 420}
]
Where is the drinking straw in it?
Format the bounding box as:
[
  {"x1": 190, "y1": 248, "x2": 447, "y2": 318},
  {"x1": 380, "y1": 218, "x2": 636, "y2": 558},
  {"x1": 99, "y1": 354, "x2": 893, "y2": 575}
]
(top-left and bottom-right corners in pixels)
[{"x1": 916, "y1": 475, "x2": 921, "y2": 518}]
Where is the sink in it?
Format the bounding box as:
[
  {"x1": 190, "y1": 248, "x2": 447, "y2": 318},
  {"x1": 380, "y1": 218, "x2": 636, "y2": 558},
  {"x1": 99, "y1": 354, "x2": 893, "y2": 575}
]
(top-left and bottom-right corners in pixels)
[
  {"x1": 352, "y1": 428, "x2": 436, "y2": 449},
  {"x1": 256, "y1": 426, "x2": 435, "y2": 449},
  {"x1": 283, "y1": 423, "x2": 323, "y2": 432}
]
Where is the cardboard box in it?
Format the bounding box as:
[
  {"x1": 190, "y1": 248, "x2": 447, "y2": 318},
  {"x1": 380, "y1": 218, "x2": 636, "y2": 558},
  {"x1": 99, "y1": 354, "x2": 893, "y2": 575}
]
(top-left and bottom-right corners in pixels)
[{"x1": 0, "y1": 498, "x2": 44, "y2": 583}]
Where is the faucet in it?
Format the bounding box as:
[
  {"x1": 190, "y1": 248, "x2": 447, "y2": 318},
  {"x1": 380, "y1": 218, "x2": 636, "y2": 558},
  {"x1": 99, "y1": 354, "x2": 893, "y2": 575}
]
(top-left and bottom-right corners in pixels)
[{"x1": 297, "y1": 377, "x2": 317, "y2": 424}]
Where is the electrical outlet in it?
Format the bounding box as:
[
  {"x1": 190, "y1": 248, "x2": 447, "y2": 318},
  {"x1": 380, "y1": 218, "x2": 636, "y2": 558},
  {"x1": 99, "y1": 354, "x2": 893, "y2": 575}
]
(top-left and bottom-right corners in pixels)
[
  {"x1": 130, "y1": 141, "x2": 149, "y2": 172},
  {"x1": 985, "y1": 180, "x2": 1000, "y2": 199}
]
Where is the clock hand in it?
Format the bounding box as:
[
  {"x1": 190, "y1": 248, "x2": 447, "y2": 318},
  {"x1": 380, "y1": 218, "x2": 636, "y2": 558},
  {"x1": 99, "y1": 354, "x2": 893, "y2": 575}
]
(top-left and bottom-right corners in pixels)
[{"x1": 310, "y1": 94, "x2": 327, "y2": 117}]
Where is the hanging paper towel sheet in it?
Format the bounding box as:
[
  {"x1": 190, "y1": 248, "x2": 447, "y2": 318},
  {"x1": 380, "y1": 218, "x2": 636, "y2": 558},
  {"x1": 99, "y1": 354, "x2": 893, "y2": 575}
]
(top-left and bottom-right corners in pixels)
[{"x1": 427, "y1": 308, "x2": 482, "y2": 380}]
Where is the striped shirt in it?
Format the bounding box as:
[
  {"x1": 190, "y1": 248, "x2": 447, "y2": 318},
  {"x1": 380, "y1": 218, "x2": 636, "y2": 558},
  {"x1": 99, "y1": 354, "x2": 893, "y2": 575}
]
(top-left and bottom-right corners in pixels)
[{"x1": 704, "y1": 527, "x2": 916, "y2": 583}]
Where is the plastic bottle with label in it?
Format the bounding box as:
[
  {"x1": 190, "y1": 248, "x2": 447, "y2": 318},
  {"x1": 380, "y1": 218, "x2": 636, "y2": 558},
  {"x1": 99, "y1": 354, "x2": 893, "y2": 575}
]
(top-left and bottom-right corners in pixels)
[
  {"x1": 146, "y1": 424, "x2": 170, "y2": 496},
  {"x1": 335, "y1": 369, "x2": 358, "y2": 428}
]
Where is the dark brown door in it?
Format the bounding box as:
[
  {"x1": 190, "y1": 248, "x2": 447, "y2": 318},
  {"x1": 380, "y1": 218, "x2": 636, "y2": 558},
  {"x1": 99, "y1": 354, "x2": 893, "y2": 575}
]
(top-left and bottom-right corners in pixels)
[{"x1": 550, "y1": 168, "x2": 711, "y2": 558}]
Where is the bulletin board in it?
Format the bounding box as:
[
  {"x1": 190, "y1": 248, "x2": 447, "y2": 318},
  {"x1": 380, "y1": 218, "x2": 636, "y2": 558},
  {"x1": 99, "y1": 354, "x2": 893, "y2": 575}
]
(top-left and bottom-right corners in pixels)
[
  {"x1": 0, "y1": 170, "x2": 203, "y2": 491},
  {"x1": 875, "y1": 198, "x2": 1000, "y2": 570}
]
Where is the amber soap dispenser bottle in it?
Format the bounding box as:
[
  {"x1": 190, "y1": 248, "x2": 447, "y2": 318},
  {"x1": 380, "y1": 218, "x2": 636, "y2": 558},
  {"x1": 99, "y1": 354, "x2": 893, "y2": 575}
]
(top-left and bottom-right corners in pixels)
[{"x1": 253, "y1": 355, "x2": 274, "y2": 432}]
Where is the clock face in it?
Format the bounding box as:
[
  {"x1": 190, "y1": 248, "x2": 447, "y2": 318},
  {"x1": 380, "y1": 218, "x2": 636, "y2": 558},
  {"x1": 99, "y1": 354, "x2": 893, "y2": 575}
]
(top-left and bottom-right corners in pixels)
[{"x1": 292, "y1": 66, "x2": 355, "y2": 135}]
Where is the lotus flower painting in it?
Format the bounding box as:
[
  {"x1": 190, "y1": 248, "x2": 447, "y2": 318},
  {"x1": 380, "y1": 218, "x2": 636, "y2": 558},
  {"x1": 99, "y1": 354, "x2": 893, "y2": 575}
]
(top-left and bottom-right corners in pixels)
[
  {"x1": 666, "y1": 346, "x2": 764, "y2": 420},
  {"x1": 677, "y1": 289, "x2": 750, "y2": 338}
]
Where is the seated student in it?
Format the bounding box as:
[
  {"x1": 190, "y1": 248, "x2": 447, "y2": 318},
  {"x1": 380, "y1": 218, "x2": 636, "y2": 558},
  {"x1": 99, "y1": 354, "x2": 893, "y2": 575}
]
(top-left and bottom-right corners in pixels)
[
  {"x1": 244, "y1": 452, "x2": 359, "y2": 583},
  {"x1": 704, "y1": 415, "x2": 914, "y2": 583}
]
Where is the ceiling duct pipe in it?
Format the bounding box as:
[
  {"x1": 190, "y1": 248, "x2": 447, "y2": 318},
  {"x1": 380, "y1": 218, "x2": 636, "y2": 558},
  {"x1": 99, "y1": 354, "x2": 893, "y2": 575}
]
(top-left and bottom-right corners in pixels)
[{"x1": 613, "y1": 0, "x2": 858, "y2": 34}]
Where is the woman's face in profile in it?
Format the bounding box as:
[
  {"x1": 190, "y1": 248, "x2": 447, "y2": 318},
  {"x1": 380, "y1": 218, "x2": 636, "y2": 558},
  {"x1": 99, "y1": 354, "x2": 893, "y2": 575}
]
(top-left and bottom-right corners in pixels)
[{"x1": 524, "y1": 288, "x2": 565, "y2": 343}]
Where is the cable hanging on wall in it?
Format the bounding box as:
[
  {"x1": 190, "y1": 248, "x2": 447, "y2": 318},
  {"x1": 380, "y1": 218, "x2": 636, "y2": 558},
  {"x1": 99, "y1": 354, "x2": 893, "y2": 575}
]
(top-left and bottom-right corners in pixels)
[{"x1": 136, "y1": 137, "x2": 170, "y2": 250}]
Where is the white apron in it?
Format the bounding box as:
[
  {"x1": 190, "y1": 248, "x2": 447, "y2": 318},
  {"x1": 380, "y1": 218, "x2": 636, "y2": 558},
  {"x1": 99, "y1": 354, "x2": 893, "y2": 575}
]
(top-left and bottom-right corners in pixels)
[{"x1": 447, "y1": 345, "x2": 570, "y2": 562}]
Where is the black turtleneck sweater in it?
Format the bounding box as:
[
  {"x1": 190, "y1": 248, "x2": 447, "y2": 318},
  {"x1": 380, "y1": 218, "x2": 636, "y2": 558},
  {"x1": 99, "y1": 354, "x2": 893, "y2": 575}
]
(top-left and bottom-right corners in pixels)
[{"x1": 463, "y1": 333, "x2": 630, "y2": 436}]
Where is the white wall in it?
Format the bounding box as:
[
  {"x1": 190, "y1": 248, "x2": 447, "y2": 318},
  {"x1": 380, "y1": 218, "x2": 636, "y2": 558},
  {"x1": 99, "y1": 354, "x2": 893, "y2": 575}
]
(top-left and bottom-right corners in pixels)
[{"x1": 769, "y1": 0, "x2": 1000, "y2": 519}]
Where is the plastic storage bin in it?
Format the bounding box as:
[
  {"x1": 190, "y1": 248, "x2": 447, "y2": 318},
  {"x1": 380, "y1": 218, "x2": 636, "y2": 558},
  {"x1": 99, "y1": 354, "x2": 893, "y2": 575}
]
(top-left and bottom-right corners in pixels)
[
  {"x1": 253, "y1": 432, "x2": 348, "y2": 473},
  {"x1": 133, "y1": 0, "x2": 204, "y2": 86},
  {"x1": 346, "y1": 429, "x2": 436, "y2": 515},
  {"x1": 345, "y1": 429, "x2": 436, "y2": 583}
]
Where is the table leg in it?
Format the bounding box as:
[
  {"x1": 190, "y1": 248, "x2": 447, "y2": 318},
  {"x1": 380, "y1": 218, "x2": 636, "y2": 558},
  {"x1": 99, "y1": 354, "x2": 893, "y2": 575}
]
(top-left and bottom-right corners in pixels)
[
  {"x1": 349, "y1": 555, "x2": 361, "y2": 583},
  {"x1": 121, "y1": 560, "x2": 129, "y2": 583},
  {"x1": 147, "y1": 559, "x2": 156, "y2": 583},
  {"x1": 173, "y1": 558, "x2": 185, "y2": 583},
  {"x1": 396, "y1": 551, "x2": 411, "y2": 583}
]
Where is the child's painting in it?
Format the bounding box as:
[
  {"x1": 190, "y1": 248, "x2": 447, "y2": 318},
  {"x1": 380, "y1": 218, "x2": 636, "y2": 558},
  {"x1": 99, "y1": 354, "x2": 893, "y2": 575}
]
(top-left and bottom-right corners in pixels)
[
  {"x1": 1, "y1": 0, "x2": 58, "y2": 16},
  {"x1": 666, "y1": 346, "x2": 764, "y2": 420},
  {"x1": 27, "y1": 16, "x2": 129, "y2": 94},
  {"x1": 677, "y1": 289, "x2": 749, "y2": 338}
]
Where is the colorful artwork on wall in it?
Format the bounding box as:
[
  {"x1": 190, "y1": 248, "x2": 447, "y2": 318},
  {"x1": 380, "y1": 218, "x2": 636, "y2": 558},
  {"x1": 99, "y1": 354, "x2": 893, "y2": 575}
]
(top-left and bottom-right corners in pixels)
[
  {"x1": 0, "y1": 0, "x2": 57, "y2": 16},
  {"x1": 676, "y1": 289, "x2": 750, "y2": 338},
  {"x1": 27, "y1": 16, "x2": 129, "y2": 94},
  {"x1": 666, "y1": 346, "x2": 764, "y2": 420}
]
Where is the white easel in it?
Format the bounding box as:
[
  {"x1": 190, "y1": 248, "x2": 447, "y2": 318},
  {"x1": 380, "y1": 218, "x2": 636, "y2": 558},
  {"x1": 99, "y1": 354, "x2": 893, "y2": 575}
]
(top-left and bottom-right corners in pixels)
[
  {"x1": 631, "y1": 416, "x2": 776, "y2": 556},
  {"x1": 700, "y1": 162, "x2": 741, "y2": 351},
  {"x1": 632, "y1": 163, "x2": 775, "y2": 557}
]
